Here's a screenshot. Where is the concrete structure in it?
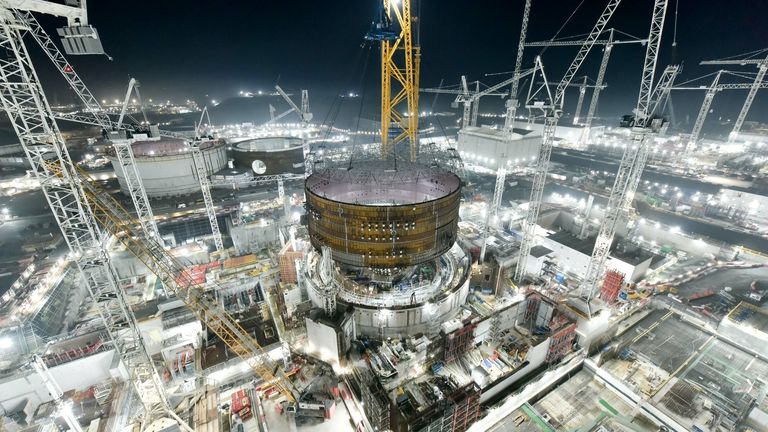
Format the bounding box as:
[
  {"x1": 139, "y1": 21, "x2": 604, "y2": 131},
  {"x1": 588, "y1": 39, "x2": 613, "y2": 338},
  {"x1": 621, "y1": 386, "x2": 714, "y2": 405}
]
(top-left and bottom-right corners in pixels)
[
  {"x1": 230, "y1": 136, "x2": 305, "y2": 176},
  {"x1": 304, "y1": 310, "x2": 355, "y2": 370},
  {"x1": 229, "y1": 218, "x2": 279, "y2": 255},
  {"x1": 303, "y1": 243, "x2": 471, "y2": 337},
  {"x1": 457, "y1": 126, "x2": 540, "y2": 169},
  {"x1": 108, "y1": 136, "x2": 227, "y2": 198},
  {"x1": 528, "y1": 231, "x2": 654, "y2": 282}
]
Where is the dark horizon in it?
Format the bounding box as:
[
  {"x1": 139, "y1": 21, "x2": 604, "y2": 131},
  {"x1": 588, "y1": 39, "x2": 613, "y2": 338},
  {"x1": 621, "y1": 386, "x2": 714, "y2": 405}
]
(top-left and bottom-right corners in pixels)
[{"x1": 24, "y1": 1, "x2": 768, "y2": 134}]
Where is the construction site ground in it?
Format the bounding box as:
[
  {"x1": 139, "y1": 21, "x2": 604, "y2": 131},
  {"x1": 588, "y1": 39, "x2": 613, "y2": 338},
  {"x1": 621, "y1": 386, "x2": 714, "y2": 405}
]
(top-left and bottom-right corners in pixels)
[
  {"x1": 603, "y1": 306, "x2": 768, "y2": 430},
  {"x1": 532, "y1": 369, "x2": 656, "y2": 431}
]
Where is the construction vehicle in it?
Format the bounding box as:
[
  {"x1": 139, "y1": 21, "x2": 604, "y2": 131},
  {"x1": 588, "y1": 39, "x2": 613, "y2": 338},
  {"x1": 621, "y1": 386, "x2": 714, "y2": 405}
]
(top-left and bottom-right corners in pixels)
[{"x1": 231, "y1": 389, "x2": 253, "y2": 421}]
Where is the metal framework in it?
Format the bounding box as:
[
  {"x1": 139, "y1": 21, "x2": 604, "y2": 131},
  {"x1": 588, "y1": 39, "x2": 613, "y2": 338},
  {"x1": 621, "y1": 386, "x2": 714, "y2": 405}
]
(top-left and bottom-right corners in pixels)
[
  {"x1": 191, "y1": 141, "x2": 224, "y2": 252},
  {"x1": 112, "y1": 138, "x2": 160, "y2": 239},
  {"x1": 379, "y1": 0, "x2": 420, "y2": 161},
  {"x1": 554, "y1": 1, "x2": 622, "y2": 111},
  {"x1": 581, "y1": 31, "x2": 614, "y2": 142},
  {"x1": 682, "y1": 70, "x2": 723, "y2": 160},
  {"x1": 20, "y1": 17, "x2": 163, "y2": 244},
  {"x1": 209, "y1": 172, "x2": 304, "y2": 188},
  {"x1": 18, "y1": 10, "x2": 110, "y2": 129},
  {"x1": 634, "y1": 0, "x2": 667, "y2": 126},
  {"x1": 580, "y1": 0, "x2": 668, "y2": 300},
  {"x1": 505, "y1": 0, "x2": 532, "y2": 131},
  {"x1": 479, "y1": 166, "x2": 506, "y2": 262},
  {"x1": 318, "y1": 245, "x2": 338, "y2": 316},
  {"x1": 573, "y1": 76, "x2": 588, "y2": 125},
  {"x1": 0, "y1": 8, "x2": 185, "y2": 429},
  {"x1": 277, "y1": 178, "x2": 291, "y2": 219},
  {"x1": 648, "y1": 64, "x2": 681, "y2": 118},
  {"x1": 701, "y1": 51, "x2": 768, "y2": 140},
  {"x1": 515, "y1": 0, "x2": 622, "y2": 283}
]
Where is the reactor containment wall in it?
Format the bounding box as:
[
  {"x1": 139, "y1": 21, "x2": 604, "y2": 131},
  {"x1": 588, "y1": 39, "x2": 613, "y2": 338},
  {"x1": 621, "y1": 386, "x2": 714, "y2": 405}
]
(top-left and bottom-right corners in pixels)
[{"x1": 305, "y1": 162, "x2": 462, "y2": 268}]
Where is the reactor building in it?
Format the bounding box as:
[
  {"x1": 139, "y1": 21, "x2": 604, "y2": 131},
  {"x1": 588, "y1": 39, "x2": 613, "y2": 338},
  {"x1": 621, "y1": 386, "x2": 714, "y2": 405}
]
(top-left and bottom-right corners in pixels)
[
  {"x1": 108, "y1": 135, "x2": 227, "y2": 198},
  {"x1": 302, "y1": 161, "x2": 470, "y2": 338},
  {"x1": 230, "y1": 136, "x2": 306, "y2": 176}
]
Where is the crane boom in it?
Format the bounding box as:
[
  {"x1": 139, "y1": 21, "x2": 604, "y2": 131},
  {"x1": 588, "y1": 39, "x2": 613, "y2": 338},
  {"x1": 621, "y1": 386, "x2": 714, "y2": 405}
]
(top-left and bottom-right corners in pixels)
[
  {"x1": 573, "y1": 76, "x2": 588, "y2": 125},
  {"x1": 580, "y1": 0, "x2": 668, "y2": 301},
  {"x1": 18, "y1": 10, "x2": 110, "y2": 129},
  {"x1": 634, "y1": 0, "x2": 668, "y2": 125},
  {"x1": 515, "y1": 0, "x2": 622, "y2": 283},
  {"x1": 700, "y1": 52, "x2": 768, "y2": 140},
  {"x1": 554, "y1": 0, "x2": 622, "y2": 109},
  {"x1": 648, "y1": 64, "x2": 680, "y2": 117},
  {"x1": 730, "y1": 61, "x2": 767, "y2": 139},
  {"x1": 683, "y1": 71, "x2": 723, "y2": 159},
  {"x1": 275, "y1": 85, "x2": 312, "y2": 124},
  {"x1": 74, "y1": 170, "x2": 296, "y2": 401},
  {"x1": 581, "y1": 29, "x2": 615, "y2": 144},
  {"x1": 505, "y1": 0, "x2": 532, "y2": 131},
  {"x1": 0, "y1": 9, "x2": 186, "y2": 428}
]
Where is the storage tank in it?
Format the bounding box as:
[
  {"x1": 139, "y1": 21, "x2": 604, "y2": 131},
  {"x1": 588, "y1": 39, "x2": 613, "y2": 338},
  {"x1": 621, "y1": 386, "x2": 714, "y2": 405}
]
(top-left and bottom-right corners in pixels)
[
  {"x1": 109, "y1": 137, "x2": 227, "y2": 198},
  {"x1": 230, "y1": 136, "x2": 304, "y2": 176}
]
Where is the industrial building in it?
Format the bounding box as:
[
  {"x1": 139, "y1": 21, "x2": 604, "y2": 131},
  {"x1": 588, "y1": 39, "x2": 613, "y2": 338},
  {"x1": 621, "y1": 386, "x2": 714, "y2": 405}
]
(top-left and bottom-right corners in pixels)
[{"x1": 0, "y1": 1, "x2": 766, "y2": 432}]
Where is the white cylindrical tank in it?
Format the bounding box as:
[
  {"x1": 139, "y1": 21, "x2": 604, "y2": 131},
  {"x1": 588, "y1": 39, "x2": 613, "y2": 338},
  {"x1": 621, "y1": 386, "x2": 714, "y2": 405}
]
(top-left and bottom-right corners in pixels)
[{"x1": 109, "y1": 137, "x2": 228, "y2": 198}]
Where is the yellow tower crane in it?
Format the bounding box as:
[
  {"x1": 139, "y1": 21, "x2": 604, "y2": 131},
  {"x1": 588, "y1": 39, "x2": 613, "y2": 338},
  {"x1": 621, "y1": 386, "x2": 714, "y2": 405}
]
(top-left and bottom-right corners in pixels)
[{"x1": 367, "y1": 0, "x2": 420, "y2": 162}]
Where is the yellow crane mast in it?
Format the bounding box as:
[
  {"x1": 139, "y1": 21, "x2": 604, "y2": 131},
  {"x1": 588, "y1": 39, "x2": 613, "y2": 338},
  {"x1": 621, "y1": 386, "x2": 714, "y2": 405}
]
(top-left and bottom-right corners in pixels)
[{"x1": 369, "y1": 0, "x2": 421, "y2": 162}]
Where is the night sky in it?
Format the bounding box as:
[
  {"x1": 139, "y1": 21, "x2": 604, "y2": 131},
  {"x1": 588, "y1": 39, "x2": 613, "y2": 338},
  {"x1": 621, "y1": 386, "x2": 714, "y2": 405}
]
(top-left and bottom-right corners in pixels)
[{"x1": 31, "y1": 0, "x2": 768, "y2": 133}]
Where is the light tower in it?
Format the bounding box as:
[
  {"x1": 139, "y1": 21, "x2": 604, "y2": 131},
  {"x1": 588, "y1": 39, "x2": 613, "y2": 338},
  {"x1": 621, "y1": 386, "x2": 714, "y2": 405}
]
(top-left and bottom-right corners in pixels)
[{"x1": 367, "y1": 0, "x2": 420, "y2": 162}]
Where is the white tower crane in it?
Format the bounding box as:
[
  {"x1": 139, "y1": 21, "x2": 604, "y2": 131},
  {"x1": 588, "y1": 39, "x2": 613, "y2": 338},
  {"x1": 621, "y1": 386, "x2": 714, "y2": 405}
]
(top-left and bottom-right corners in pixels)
[
  {"x1": 525, "y1": 29, "x2": 648, "y2": 144},
  {"x1": 573, "y1": 76, "x2": 589, "y2": 125},
  {"x1": 700, "y1": 49, "x2": 768, "y2": 141},
  {"x1": 671, "y1": 75, "x2": 768, "y2": 162},
  {"x1": 420, "y1": 77, "x2": 506, "y2": 129},
  {"x1": 580, "y1": 0, "x2": 669, "y2": 302},
  {"x1": 112, "y1": 78, "x2": 161, "y2": 241},
  {"x1": 0, "y1": 2, "x2": 193, "y2": 430},
  {"x1": 515, "y1": 0, "x2": 623, "y2": 283},
  {"x1": 681, "y1": 70, "x2": 723, "y2": 162},
  {"x1": 504, "y1": 0, "x2": 532, "y2": 131},
  {"x1": 275, "y1": 85, "x2": 313, "y2": 124},
  {"x1": 648, "y1": 64, "x2": 681, "y2": 120}
]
